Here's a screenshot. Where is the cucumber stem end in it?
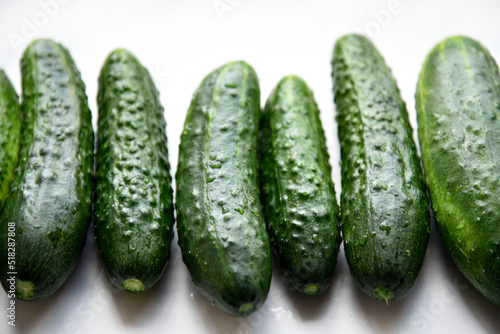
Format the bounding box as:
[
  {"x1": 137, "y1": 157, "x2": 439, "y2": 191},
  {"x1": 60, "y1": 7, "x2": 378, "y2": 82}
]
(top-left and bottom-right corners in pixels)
[{"x1": 373, "y1": 286, "x2": 394, "y2": 303}]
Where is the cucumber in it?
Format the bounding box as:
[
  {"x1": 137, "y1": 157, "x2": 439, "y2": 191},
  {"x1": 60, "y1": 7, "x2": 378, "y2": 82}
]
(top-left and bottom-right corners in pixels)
[
  {"x1": 95, "y1": 49, "x2": 174, "y2": 292},
  {"x1": 416, "y1": 36, "x2": 500, "y2": 305},
  {"x1": 332, "y1": 34, "x2": 430, "y2": 301},
  {"x1": 0, "y1": 39, "x2": 94, "y2": 301},
  {"x1": 176, "y1": 61, "x2": 272, "y2": 316},
  {"x1": 0, "y1": 70, "x2": 21, "y2": 210},
  {"x1": 259, "y1": 75, "x2": 341, "y2": 295}
]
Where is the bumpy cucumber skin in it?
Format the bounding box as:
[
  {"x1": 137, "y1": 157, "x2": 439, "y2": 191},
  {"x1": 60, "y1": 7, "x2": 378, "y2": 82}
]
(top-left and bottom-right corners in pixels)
[
  {"x1": 332, "y1": 34, "x2": 430, "y2": 301},
  {"x1": 260, "y1": 75, "x2": 341, "y2": 295},
  {"x1": 95, "y1": 49, "x2": 174, "y2": 292},
  {"x1": 0, "y1": 39, "x2": 94, "y2": 301},
  {"x1": 416, "y1": 36, "x2": 500, "y2": 305},
  {"x1": 176, "y1": 61, "x2": 272, "y2": 317},
  {"x1": 0, "y1": 70, "x2": 21, "y2": 210}
]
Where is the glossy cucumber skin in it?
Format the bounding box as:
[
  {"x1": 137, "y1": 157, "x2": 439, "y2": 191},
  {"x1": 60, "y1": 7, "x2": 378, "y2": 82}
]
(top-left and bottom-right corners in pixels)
[
  {"x1": 332, "y1": 34, "x2": 430, "y2": 301},
  {"x1": 95, "y1": 49, "x2": 174, "y2": 292},
  {"x1": 0, "y1": 39, "x2": 94, "y2": 301},
  {"x1": 260, "y1": 75, "x2": 341, "y2": 295},
  {"x1": 0, "y1": 70, "x2": 21, "y2": 210},
  {"x1": 416, "y1": 36, "x2": 500, "y2": 305},
  {"x1": 176, "y1": 61, "x2": 272, "y2": 317}
]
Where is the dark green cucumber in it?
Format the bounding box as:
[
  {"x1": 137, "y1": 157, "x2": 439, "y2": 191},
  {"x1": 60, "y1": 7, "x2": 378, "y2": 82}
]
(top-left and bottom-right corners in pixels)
[
  {"x1": 260, "y1": 75, "x2": 341, "y2": 295},
  {"x1": 0, "y1": 70, "x2": 21, "y2": 210},
  {"x1": 416, "y1": 36, "x2": 500, "y2": 305},
  {"x1": 95, "y1": 49, "x2": 174, "y2": 293},
  {"x1": 0, "y1": 39, "x2": 94, "y2": 301},
  {"x1": 332, "y1": 34, "x2": 430, "y2": 301},
  {"x1": 176, "y1": 61, "x2": 272, "y2": 316}
]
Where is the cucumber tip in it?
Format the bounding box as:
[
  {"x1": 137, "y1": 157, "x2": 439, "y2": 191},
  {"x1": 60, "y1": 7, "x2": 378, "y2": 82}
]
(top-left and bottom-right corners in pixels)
[
  {"x1": 16, "y1": 279, "x2": 35, "y2": 300},
  {"x1": 239, "y1": 303, "x2": 256, "y2": 316},
  {"x1": 303, "y1": 284, "x2": 322, "y2": 296},
  {"x1": 123, "y1": 278, "x2": 146, "y2": 293}
]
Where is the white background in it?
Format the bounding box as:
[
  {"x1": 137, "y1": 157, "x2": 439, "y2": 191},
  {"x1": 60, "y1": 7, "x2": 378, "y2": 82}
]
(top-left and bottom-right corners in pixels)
[{"x1": 1, "y1": 0, "x2": 500, "y2": 333}]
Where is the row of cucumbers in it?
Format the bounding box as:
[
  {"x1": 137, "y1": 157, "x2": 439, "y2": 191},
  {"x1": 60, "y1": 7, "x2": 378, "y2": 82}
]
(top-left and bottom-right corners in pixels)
[{"x1": 0, "y1": 34, "x2": 499, "y2": 318}]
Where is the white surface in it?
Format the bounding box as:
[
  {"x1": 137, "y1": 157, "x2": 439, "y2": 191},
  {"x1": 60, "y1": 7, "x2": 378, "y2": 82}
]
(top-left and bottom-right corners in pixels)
[{"x1": 1, "y1": 0, "x2": 499, "y2": 333}]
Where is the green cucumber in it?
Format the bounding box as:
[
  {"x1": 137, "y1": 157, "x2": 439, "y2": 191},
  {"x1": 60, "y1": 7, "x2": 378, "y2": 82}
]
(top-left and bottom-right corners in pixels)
[
  {"x1": 259, "y1": 75, "x2": 341, "y2": 295},
  {"x1": 332, "y1": 34, "x2": 430, "y2": 301},
  {"x1": 0, "y1": 39, "x2": 94, "y2": 301},
  {"x1": 0, "y1": 70, "x2": 21, "y2": 210},
  {"x1": 176, "y1": 61, "x2": 272, "y2": 316},
  {"x1": 416, "y1": 36, "x2": 500, "y2": 305},
  {"x1": 94, "y1": 49, "x2": 174, "y2": 292}
]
